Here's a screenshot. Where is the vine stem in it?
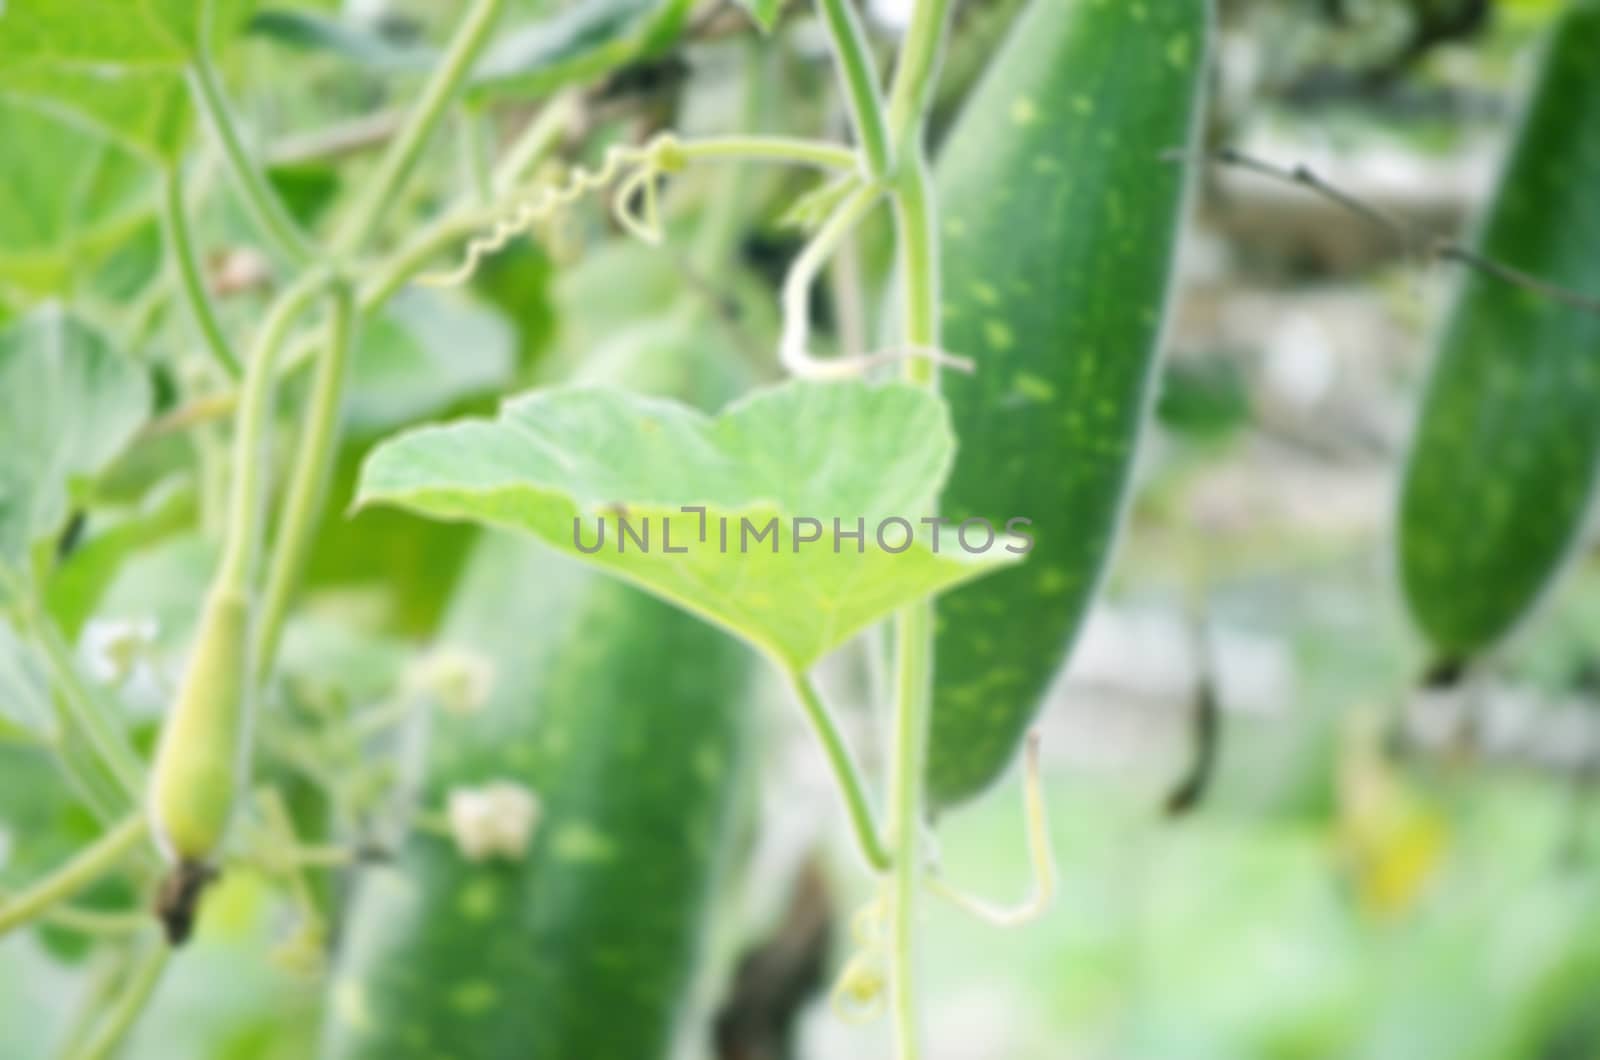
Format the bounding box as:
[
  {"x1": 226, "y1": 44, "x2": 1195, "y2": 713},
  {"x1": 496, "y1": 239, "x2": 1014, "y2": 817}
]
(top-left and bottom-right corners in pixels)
[
  {"x1": 882, "y1": 159, "x2": 945, "y2": 1060},
  {"x1": 28, "y1": 611, "x2": 145, "y2": 804},
  {"x1": 0, "y1": 814, "x2": 147, "y2": 937},
  {"x1": 188, "y1": 51, "x2": 316, "y2": 267},
  {"x1": 814, "y1": 0, "x2": 893, "y2": 178},
  {"x1": 216, "y1": 271, "x2": 333, "y2": 596},
  {"x1": 880, "y1": 3, "x2": 956, "y2": 1056},
  {"x1": 331, "y1": 0, "x2": 509, "y2": 254},
  {"x1": 678, "y1": 135, "x2": 860, "y2": 171},
  {"x1": 68, "y1": 943, "x2": 170, "y2": 1060},
  {"x1": 253, "y1": 280, "x2": 358, "y2": 682},
  {"x1": 162, "y1": 165, "x2": 242, "y2": 380},
  {"x1": 787, "y1": 672, "x2": 892, "y2": 872}
]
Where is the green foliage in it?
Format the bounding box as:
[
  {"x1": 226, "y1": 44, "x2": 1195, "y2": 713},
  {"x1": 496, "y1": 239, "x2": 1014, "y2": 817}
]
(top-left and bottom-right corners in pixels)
[
  {"x1": 0, "y1": 309, "x2": 151, "y2": 604},
  {"x1": 322, "y1": 533, "x2": 751, "y2": 1060},
  {"x1": 0, "y1": 0, "x2": 223, "y2": 160},
  {"x1": 356, "y1": 380, "x2": 1016, "y2": 673},
  {"x1": 926, "y1": 0, "x2": 1208, "y2": 805},
  {"x1": 1397, "y1": 1, "x2": 1600, "y2": 664},
  {"x1": 0, "y1": 100, "x2": 155, "y2": 296},
  {"x1": 248, "y1": 0, "x2": 694, "y2": 100}
]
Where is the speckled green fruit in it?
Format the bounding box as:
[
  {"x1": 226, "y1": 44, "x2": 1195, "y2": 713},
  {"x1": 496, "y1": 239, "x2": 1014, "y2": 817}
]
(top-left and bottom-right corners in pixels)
[
  {"x1": 321, "y1": 535, "x2": 750, "y2": 1060},
  {"x1": 928, "y1": 0, "x2": 1208, "y2": 806},
  {"x1": 1398, "y1": 3, "x2": 1600, "y2": 665}
]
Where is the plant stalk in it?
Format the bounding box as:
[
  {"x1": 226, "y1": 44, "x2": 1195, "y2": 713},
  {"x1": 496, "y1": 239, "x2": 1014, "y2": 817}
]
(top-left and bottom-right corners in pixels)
[
  {"x1": 0, "y1": 814, "x2": 147, "y2": 937},
  {"x1": 68, "y1": 943, "x2": 170, "y2": 1060},
  {"x1": 787, "y1": 672, "x2": 891, "y2": 872},
  {"x1": 162, "y1": 165, "x2": 242, "y2": 380},
  {"x1": 814, "y1": 0, "x2": 894, "y2": 178},
  {"x1": 188, "y1": 52, "x2": 316, "y2": 267},
  {"x1": 331, "y1": 0, "x2": 508, "y2": 253},
  {"x1": 253, "y1": 280, "x2": 358, "y2": 682},
  {"x1": 880, "y1": 3, "x2": 957, "y2": 1055}
]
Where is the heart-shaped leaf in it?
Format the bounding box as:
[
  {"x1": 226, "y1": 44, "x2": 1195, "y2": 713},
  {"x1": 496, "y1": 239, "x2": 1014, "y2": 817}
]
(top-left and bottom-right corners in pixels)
[
  {"x1": 356, "y1": 381, "x2": 1020, "y2": 672},
  {"x1": 0, "y1": 308, "x2": 152, "y2": 603}
]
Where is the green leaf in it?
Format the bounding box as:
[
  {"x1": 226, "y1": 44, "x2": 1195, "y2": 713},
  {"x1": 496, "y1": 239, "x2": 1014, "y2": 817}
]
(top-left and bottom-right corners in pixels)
[
  {"x1": 356, "y1": 381, "x2": 1018, "y2": 672},
  {"x1": 0, "y1": 69, "x2": 190, "y2": 162},
  {"x1": 735, "y1": 0, "x2": 782, "y2": 32},
  {"x1": 467, "y1": 0, "x2": 694, "y2": 100},
  {"x1": 347, "y1": 290, "x2": 517, "y2": 435},
  {"x1": 0, "y1": 99, "x2": 157, "y2": 295},
  {"x1": 44, "y1": 479, "x2": 197, "y2": 639},
  {"x1": 0, "y1": 308, "x2": 152, "y2": 602},
  {"x1": 0, "y1": 618, "x2": 52, "y2": 738},
  {"x1": 0, "y1": 0, "x2": 261, "y2": 159},
  {"x1": 246, "y1": 9, "x2": 437, "y2": 74}
]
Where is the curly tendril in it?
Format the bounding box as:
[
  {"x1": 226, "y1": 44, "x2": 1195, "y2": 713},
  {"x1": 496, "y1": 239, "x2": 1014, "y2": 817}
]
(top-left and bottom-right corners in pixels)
[{"x1": 416, "y1": 134, "x2": 688, "y2": 288}]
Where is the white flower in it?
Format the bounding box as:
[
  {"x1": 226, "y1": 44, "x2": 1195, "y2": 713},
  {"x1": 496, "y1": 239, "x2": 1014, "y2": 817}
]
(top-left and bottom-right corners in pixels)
[
  {"x1": 80, "y1": 616, "x2": 160, "y2": 686},
  {"x1": 404, "y1": 646, "x2": 495, "y2": 716},
  {"x1": 447, "y1": 781, "x2": 540, "y2": 863}
]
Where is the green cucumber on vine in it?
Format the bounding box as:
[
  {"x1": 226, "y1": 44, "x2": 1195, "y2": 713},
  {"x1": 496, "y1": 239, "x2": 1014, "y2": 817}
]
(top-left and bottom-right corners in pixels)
[
  {"x1": 1397, "y1": 1, "x2": 1600, "y2": 670},
  {"x1": 926, "y1": 0, "x2": 1210, "y2": 806},
  {"x1": 321, "y1": 534, "x2": 751, "y2": 1060}
]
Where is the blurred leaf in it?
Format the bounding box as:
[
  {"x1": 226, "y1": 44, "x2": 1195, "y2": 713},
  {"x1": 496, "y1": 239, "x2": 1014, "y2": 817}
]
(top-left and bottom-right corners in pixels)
[
  {"x1": 246, "y1": 9, "x2": 436, "y2": 74},
  {"x1": 0, "y1": 0, "x2": 256, "y2": 160},
  {"x1": 0, "y1": 69, "x2": 191, "y2": 162},
  {"x1": 467, "y1": 0, "x2": 693, "y2": 99},
  {"x1": 470, "y1": 242, "x2": 557, "y2": 376},
  {"x1": 0, "y1": 308, "x2": 151, "y2": 604},
  {"x1": 734, "y1": 0, "x2": 782, "y2": 32},
  {"x1": 246, "y1": 0, "x2": 693, "y2": 99},
  {"x1": 357, "y1": 381, "x2": 1018, "y2": 671},
  {"x1": 44, "y1": 480, "x2": 197, "y2": 640},
  {"x1": 301, "y1": 445, "x2": 479, "y2": 636},
  {"x1": 266, "y1": 161, "x2": 344, "y2": 227},
  {"x1": 347, "y1": 289, "x2": 517, "y2": 435},
  {"x1": 0, "y1": 100, "x2": 156, "y2": 296},
  {"x1": 0, "y1": 618, "x2": 53, "y2": 737},
  {"x1": 0, "y1": 1, "x2": 204, "y2": 62}
]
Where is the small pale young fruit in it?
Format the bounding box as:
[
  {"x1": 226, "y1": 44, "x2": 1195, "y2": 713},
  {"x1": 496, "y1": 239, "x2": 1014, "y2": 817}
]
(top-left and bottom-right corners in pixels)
[
  {"x1": 447, "y1": 781, "x2": 540, "y2": 862},
  {"x1": 404, "y1": 646, "x2": 495, "y2": 717},
  {"x1": 148, "y1": 590, "x2": 251, "y2": 864}
]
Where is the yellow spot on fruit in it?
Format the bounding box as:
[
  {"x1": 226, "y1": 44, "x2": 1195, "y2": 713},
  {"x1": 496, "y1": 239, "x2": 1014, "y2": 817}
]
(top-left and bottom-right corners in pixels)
[
  {"x1": 1009, "y1": 96, "x2": 1040, "y2": 126},
  {"x1": 457, "y1": 878, "x2": 498, "y2": 920},
  {"x1": 450, "y1": 980, "x2": 499, "y2": 1014},
  {"x1": 984, "y1": 320, "x2": 1016, "y2": 351},
  {"x1": 1012, "y1": 373, "x2": 1056, "y2": 403},
  {"x1": 553, "y1": 821, "x2": 617, "y2": 863},
  {"x1": 1167, "y1": 33, "x2": 1192, "y2": 69},
  {"x1": 971, "y1": 282, "x2": 1001, "y2": 306}
]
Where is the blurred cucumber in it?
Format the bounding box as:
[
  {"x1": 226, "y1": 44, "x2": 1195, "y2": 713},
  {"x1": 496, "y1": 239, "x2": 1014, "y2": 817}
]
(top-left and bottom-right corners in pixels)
[
  {"x1": 321, "y1": 534, "x2": 751, "y2": 1059},
  {"x1": 1398, "y1": 2, "x2": 1600, "y2": 667}
]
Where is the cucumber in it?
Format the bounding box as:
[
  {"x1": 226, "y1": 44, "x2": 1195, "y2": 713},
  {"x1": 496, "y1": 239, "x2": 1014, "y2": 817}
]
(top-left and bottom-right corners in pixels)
[
  {"x1": 927, "y1": 0, "x2": 1207, "y2": 805},
  {"x1": 322, "y1": 534, "x2": 751, "y2": 1059},
  {"x1": 1397, "y1": 2, "x2": 1600, "y2": 666}
]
